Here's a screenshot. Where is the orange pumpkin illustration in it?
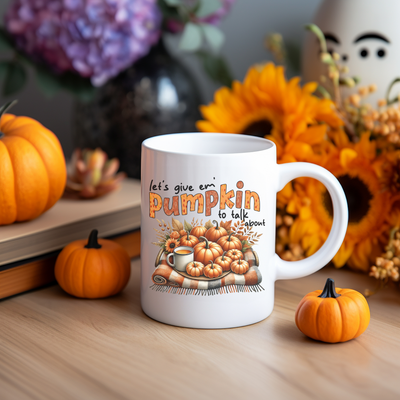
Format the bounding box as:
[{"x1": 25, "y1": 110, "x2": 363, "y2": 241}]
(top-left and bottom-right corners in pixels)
[
  {"x1": 226, "y1": 249, "x2": 244, "y2": 261},
  {"x1": 194, "y1": 236, "x2": 223, "y2": 265},
  {"x1": 217, "y1": 233, "x2": 242, "y2": 251},
  {"x1": 190, "y1": 225, "x2": 207, "y2": 238},
  {"x1": 179, "y1": 231, "x2": 199, "y2": 248},
  {"x1": 205, "y1": 220, "x2": 228, "y2": 242},
  {"x1": 231, "y1": 259, "x2": 249, "y2": 275},
  {"x1": 214, "y1": 251, "x2": 232, "y2": 272},
  {"x1": 186, "y1": 261, "x2": 205, "y2": 277},
  {"x1": 204, "y1": 261, "x2": 223, "y2": 278}
]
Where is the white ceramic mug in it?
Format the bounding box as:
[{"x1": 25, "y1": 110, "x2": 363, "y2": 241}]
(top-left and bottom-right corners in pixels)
[{"x1": 141, "y1": 133, "x2": 348, "y2": 329}]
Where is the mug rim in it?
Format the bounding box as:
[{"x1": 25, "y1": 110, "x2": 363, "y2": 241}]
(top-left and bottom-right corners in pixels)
[
  {"x1": 142, "y1": 132, "x2": 275, "y2": 156},
  {"x1": 174, "y1": 246, "x2": 194, "y2": 254}
]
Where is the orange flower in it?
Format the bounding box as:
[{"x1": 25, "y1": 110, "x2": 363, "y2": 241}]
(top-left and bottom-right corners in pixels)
[
  {"x1": 197, "y1": 63, "x2": 342, "y2": 163},
  {"x1": 287, "y1": 130, "x2": 391, "y2": 272},
  {"x1": 165, "y1": 238, "x2": 179, "y2": 253}
]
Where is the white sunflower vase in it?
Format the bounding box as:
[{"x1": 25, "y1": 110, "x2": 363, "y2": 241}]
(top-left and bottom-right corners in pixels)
[{"x1": 302, "y1": 0, "x2": 400, "y2": 105}]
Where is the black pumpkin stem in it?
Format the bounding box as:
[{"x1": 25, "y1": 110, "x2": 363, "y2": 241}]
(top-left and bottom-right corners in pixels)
[
  {"x1": 318, "y1": 278, "x2": 341, "y2": 298},
  {"x1": 212, "y1": 220, "x2": 219, "y2": 229},
  {"x1": 85, "y1": 229, "x2": 102, "y2": 249}
]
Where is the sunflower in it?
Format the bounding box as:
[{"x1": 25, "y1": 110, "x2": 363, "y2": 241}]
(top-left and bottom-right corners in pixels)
[
  {"x1": 197, "y1": 63, "x2": 342, "y2": 162},
  {"x1": 165, "y1": 238, "x2": 179, "y2": 253},
  {"x1": 287, "y1": 130, "x2": 392, "y2": 272}
]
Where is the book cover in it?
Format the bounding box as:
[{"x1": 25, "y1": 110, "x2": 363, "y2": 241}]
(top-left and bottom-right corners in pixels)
[{"x1": 0, "y1": 178, "x2": 141, "y2": 266}]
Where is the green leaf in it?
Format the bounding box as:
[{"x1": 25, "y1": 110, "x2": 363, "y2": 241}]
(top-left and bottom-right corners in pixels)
[
  {"x1": 184, "y1": 220, "x2": 193, "y2": 232},
  {"x1": 163, "y1": 0, "x2": 181, "y2": 5},
  {"x1": 179, "y1": 22, "x2": 202, "y2": 52},
  {"x1": 196, "y1": 51, "x2": 233, "y2": 87},
  {"x1": 35, "y1": 66, "x2": 61, "y2": 97},
  {"x1": 0, "y1": 28, "x2": 14, "y2": 52},
  {"x1": 305, "y1": 24, "x2": 327, "y2": 53},
  {"x1": 200, "y1": 24, "x2": 224, "y2": 51},
  {"x1": 2, "y1": 61, "x2": 27, "y2": 96},
  {"x1": 196, "y1": 0, "x2": 222, "y2": 18}
]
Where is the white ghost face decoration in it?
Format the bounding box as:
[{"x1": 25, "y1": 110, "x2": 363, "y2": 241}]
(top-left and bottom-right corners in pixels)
[{"x1": 302, "y1": 0, "x2": 400, "y2": 105}]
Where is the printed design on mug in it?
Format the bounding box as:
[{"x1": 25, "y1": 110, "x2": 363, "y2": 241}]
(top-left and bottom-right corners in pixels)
[{"x1": 150, "y1": 217, "x2": 264, "y2": 295}]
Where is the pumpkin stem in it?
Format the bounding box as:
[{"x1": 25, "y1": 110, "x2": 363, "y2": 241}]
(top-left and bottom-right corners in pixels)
[
  {"x1": 228, "y1": 232, "x2": 234, "y2": 241},
  {"x1": 222, "y1": 251, "x2": 227, "y2": 260},
  {"x1": 0, "y1": 100, "x2": 18, "y2": 139},
  {"x1": 318, "y1": 278, "x2": 341, "y2": 298},
  {"x1": 85, "y1": 229, "x2": 102, "y2": 249},
  {"x1": 0, "y1": 100, "x2": 18, "y2": 120},
  {"x1": 199, "y1": 236, "x2": 209, "y2": 249},
  {"x1": 186, "y1": 231, "x2": 190, "y2": 240},
  {"x1": 212, "y1": 220, "x2": 219, "y2": 229}
]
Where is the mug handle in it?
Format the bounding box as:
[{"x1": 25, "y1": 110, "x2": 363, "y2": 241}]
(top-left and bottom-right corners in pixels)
[
  {"x1": 167, "y1": 253, "x2": 175, "y2": 267},
  {"x1": 274, "y1": 162, "x2": 348, "y2": 280}
]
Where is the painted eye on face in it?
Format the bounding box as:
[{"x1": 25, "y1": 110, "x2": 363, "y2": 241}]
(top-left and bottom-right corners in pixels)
[
  {"x1": 377, "y1": 48, "x2": 386, "y2": 58},
  {"x1": 360, "y1": 48, "x2": 369, "y2": 58}
]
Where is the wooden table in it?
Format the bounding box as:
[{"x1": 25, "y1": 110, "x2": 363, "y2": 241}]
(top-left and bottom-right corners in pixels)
[{"x1": 1, "y1": 259, "x2": 399, "y2": 400}]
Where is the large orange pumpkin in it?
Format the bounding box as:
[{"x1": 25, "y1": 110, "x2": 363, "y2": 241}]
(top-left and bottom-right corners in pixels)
[
  {"x1": 295, "y1": 278, "x2": 370, "y2": 343},
  {"x1": 194, "y1": 236, "x2": 223, "y2": 265},
  {"x1": 55, "y1": 229, "x2": 131, "y2": 299},
  {"x1": 0, "y1": 101, "x2": 67, "y2": 225}
]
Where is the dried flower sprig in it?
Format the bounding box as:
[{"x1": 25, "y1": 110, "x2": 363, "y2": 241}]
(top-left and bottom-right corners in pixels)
[
  {"x1": 276, "y1": 213, "x2": 305, "y2": 261},
  {"x1": 369, "y1": 228, "x2": 400, "y2": 288}
]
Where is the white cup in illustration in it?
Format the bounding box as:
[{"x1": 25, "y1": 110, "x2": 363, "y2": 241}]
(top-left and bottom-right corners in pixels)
[{"x1": 166, "y1": 246, "x2": 194, "y2": 272}]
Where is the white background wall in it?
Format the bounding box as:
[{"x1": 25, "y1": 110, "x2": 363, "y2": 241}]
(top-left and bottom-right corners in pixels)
[{"x1": 0, "y1": 0, "x2": 321, "y2": 158}]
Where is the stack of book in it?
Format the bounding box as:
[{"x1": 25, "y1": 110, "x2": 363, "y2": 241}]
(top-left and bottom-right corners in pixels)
[{"x1": 0, "y1": 179, "x2": 141, "y2": 299}]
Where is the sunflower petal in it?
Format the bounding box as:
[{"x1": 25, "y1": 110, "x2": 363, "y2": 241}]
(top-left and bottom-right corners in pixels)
[{"x1": 340, "y1": 148, "x2": 358, "y2": 169}]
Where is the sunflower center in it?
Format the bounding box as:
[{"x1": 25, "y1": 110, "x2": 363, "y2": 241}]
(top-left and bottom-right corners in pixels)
[
  {"x1": 242, "y1": 120, "x2": 272, "y2": 137},
  {"x1": 323, "y1": 174, "x2": 373, "y2": 224}
]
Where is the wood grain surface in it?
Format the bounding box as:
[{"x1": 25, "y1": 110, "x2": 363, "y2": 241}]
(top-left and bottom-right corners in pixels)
[{"x1": 1, "y1": 260, "x2": 400, "y2": 400}]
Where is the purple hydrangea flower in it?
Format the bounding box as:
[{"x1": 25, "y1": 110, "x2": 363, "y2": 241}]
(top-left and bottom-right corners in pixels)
[{"x1": 5, "y1": 0, "x2": 162, "y2": 86}]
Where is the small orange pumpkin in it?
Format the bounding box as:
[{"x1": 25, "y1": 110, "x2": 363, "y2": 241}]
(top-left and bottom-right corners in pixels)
[
  {"x1": 205, "y1": 220, "x2": 228, "y2": 242},
  {"x1": 55, "y1": 229, "x2": 131, "y2": 299},
  {"x1": 203, "y1": 261, "x2": 223, "y2": 278},
  {"x1": 186, "y1": 261, "x2": 205, "y2": 277},
  {"x1": 179, "y1": 229, "x2": 188, "y2": 237},
  {"x1": 179, "y1": 231, "x2": 200, "y2": 248},
  {"x1": 190, "y1": 225, "x2": 207, "y2": 238},
  {"x1": 214, "y1": 251, "x2": 232, "y2": 272},
  {"x1": 226, "y1": 249, "x2": 244, "y2": 261},
  {"x1": 0, "y1": 100, "x2": 67, "y2": 225},
  {"x1": 231, "y1": 258, "x2": 249, "y2": 275},
  {"x1": 194, "y1": 236, "x2": 223, "y2": 265},
  {"x1": 217, "y1": 233, "x2": 242, "y2": 251},
  {"x1": 295, "y1": 278, "x2": 370, "y2": 343}
]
